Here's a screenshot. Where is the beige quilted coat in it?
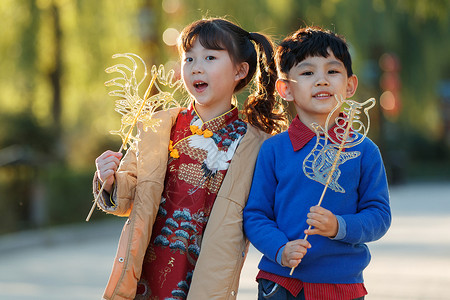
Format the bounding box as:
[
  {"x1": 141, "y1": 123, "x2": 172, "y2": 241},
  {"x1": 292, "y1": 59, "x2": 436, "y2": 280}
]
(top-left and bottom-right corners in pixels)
[{"x1": 93, "y1": 108, "x2": 269, "y2": 300}]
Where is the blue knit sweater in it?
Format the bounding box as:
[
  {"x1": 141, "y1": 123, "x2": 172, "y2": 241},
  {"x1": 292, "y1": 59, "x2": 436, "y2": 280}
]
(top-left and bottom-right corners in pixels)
[{"x1": 243, "y1": 130, "x2": 391, "y2": 284}]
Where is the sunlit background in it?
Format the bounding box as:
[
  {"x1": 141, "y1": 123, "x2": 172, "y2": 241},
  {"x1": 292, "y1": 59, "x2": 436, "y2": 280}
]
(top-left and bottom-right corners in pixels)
[
  {"x1": 0, "y1": 1, "x2": 449, "y2": 299},
  {"x1": 0, "y1": 0, "x2": 449, "y2": 235}
]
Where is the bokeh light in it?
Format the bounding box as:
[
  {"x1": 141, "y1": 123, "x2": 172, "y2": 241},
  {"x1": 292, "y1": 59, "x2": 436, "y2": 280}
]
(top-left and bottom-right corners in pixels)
[
  {"x1": 162, "y1": 27, "x2": 180, "y2": 46},
  {"x1": 162, "y1": 0, "x2": 180, "y2": 14}
]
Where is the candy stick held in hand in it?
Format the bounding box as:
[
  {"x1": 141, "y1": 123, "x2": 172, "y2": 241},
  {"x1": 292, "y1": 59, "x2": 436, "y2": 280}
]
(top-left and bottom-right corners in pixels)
[{"x1": 86, "y1": 71, "x2": 157, "y2": 222}]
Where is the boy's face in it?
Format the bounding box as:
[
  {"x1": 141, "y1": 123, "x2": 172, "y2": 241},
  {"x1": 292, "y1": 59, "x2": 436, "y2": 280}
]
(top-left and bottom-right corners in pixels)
[{"x1": 276, "y1": 48, "x2": 358, "y2": 128}]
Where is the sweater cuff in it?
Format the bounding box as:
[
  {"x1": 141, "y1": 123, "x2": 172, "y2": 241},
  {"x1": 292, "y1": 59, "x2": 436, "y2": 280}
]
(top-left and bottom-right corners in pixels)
[
  {"x1": 101, "y1": 181, "x2": 116, "y2": 208},
  {"x1": 93, "y1": 175, "x2": 117, "y2": 209},
  {"x1": 332, "y1": 215, "x2": 347, "y2": 240},
  {"x1": 276, "y1": 244, "x2": 286, "y2": 266}
]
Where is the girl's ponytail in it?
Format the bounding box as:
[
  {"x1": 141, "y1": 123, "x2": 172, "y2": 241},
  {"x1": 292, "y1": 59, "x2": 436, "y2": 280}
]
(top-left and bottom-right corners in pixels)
[{"x1": 243, "y1": 32, "x2": 288, "y2": 135}]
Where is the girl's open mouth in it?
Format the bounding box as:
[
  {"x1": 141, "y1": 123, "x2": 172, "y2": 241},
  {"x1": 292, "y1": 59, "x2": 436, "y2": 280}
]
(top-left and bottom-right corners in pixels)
[{"x1": 194, "y1": 81, "x2": 208, "y2": 92}]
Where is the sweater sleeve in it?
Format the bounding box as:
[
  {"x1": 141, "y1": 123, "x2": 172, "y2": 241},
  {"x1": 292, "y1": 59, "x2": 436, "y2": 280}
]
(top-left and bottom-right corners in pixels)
[
  {"x1": 338, "y1": 144, "x2": 391, "y2": 244},
  {"x1": 243, "y1": 140, "x2": 290, "y2": 263}
]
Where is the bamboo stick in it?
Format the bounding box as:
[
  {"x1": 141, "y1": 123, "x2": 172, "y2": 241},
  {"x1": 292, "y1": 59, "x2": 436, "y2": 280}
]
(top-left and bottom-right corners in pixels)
[{"x1": 86, "y1": 73, "x2": 157, "y2": 222}]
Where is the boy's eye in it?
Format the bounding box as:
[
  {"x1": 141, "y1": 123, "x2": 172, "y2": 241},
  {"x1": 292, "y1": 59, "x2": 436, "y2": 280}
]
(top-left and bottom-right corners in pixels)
[
  {"x1": 206, "y1": 56, "x2": 216, "y2": 61},
  {"x1": 301, "y1": 71, "x2": 313, "y2": 76},
  {"x1": 184, "y1": 57, "x2": 193, "y2": 63},
  {"x1": 328, "y1": 70, "x2": 339, "y2": 74}
]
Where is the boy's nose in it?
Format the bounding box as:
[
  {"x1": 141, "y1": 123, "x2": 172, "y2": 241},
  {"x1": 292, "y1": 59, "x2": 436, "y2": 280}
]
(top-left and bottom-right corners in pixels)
[{"x1": 315, "y1": 77, "x2": 329, "y2": 86}]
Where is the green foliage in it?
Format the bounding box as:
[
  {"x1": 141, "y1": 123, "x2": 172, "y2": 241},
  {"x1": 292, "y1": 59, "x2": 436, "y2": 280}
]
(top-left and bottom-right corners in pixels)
[
  {"x1": 0, "y1": 112, "x2": 57, "y2": 155},
  {"x1": 43, "y1": 165, "x2": 109, "y2": 225},
  {"x1": 0, "y1": 166, "x2": 34, "y2": 234},
  {"x1": 0, "y1": 0, "x2": 449, "y2": 233}
]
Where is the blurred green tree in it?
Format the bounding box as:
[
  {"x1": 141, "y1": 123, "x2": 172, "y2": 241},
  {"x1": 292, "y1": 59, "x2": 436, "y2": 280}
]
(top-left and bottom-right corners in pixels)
[{"x1": 0, "y1": 0, "x2": 448, "y2": 232}]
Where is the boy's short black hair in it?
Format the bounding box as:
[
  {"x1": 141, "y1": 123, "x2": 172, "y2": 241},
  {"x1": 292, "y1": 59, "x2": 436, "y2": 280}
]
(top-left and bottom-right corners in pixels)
[{"x1": 276, "y1": 26, "x2": 353, "y2": 79}]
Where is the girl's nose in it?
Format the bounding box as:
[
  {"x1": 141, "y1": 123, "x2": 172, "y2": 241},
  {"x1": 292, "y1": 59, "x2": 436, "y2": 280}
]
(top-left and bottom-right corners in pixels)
[{"x1": 191, "y1": 61, "x2": 204, "y2": 74}]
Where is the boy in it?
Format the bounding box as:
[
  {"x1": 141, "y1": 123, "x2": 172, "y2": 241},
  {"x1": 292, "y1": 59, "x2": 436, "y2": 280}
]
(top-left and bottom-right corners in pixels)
[{"x1": 243, "y1": 27, "x2": 391, "y2": 300}]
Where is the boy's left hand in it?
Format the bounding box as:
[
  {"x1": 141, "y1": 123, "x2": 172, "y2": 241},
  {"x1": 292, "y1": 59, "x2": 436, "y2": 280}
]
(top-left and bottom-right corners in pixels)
[{"x1": 304, "y1": 206, "x2": 338, "y2": 238}]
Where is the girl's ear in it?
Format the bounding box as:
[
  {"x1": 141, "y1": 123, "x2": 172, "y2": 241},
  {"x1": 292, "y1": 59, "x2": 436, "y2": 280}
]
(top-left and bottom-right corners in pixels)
[
  {"x1": 346, "y1": 75, "x2": 358, "y2": 98},
  {"x1": 276, "y1": 79, "x2": 294, "y2": 101},
  {"x1": 235, "y1": 62, "x2": 249, "y2": 81}
]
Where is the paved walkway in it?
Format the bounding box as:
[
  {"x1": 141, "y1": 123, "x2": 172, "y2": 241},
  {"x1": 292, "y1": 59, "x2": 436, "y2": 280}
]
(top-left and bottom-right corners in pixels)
[{"x1": 0, "y1": 182, "x2": 449, "y2": 299}]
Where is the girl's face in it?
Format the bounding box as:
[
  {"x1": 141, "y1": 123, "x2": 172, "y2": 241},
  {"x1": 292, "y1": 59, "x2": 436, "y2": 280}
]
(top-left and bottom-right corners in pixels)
[{"x1": 181, "y1": 39, "x2": 247, "y2": 121}]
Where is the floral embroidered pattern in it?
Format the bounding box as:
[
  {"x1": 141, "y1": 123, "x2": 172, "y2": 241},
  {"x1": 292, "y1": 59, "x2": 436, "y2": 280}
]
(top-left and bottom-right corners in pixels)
[
  {"x1": 138, "y1": 105, "x2": 246, "y2": 300},
  {"x1": 154, "y1": 205, "x2": 203, "y2": 265}
]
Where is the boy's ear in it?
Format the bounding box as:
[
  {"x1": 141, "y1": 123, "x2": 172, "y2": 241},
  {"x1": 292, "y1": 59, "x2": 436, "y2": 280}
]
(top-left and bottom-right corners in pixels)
[
  {"x1": 235, "y1": 62, "x2": 249, "y2": 81},
  {"x1": 346, "y1": 75, "x2": 358, "y2": 98},
  {"x1": 276, "y1": 79, "x2": 294, "y2": 101}
]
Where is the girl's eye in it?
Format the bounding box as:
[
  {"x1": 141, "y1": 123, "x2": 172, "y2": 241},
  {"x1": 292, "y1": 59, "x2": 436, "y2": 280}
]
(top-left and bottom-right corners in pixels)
[
  {"x1": 184, "y1": 57, "x2": 193, "y2": 63},
  {"x1": 206, "y1": 56, "x2": 216, "y2": 61}
]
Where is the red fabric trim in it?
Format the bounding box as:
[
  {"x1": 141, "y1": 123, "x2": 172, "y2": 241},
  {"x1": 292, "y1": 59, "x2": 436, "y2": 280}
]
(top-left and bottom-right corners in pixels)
[
  {"x1": 287, "y1": 116, "x2": 315, "y2": 152},
  {"x1": 257, "y1": 270, "x2": 367, "y2": 300},
  {"x1": 288, "y1": 114, "x2": 351, "y2": 152},
  {"x1": 257, "y1": 270, "x2": 303, "y2": 297}
]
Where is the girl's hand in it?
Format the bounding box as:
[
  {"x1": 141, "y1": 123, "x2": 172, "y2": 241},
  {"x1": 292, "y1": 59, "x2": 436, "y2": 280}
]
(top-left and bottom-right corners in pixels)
[
  {"x1": 95, "y1": 150, "x2": 123, "y2": 193},
  {"x1": 281, "y1": 239, "x2": 311, "y2": 268},
  {"x1": 305, "y1": 206, "x2": 339, "y2": 238}
]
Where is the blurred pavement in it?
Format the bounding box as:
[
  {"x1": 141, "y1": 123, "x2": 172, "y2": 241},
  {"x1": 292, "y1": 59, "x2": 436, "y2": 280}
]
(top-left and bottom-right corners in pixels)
[{"x1": 0, "y1": 182, "x2": 449, "y2": 299}]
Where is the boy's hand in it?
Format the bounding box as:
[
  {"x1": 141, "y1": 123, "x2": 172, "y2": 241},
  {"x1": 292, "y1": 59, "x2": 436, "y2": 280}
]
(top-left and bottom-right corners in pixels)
[
  {"x1": 281, "y1": 239, "x2": 311, "y2": 268},
  {"x1": 305, "y1": 206, "x2": 338, "y2": 238},
  {"x1": 95, "y1": 150, "x2": 123, "y2": 193}
]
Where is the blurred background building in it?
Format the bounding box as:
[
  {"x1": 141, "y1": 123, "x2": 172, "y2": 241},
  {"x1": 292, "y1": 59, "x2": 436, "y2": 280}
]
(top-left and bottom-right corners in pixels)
[{"x1": 0, "y1": 0, "x2": 449, "y2": 234}]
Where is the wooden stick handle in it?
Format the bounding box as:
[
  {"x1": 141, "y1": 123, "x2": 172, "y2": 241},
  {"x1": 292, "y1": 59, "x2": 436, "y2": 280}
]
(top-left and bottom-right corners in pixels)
[
  {"x1": 289, "y1": 180, "x2": 330, "y2": 275},
  {"x1": 85, "y1": 179, "x2": 108, "y2": 222},
  {"x1": 86, "y1": 144, "x2": 124, "y2": 222}
]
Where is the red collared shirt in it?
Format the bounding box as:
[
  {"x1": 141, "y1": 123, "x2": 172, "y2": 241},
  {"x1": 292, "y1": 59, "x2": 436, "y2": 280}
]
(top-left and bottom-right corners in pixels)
[
  {"x1": 288, "y1": 114, "x2": 347, "y2": 151},
  {"x1": 256, "y1": 115, "x2": 367, "y2": 300}
]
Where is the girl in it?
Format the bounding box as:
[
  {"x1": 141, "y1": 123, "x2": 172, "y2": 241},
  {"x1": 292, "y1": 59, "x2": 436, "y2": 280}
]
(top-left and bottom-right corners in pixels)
[{"x1": 94, "y1": 18, "x2": 287, "y2": 300}]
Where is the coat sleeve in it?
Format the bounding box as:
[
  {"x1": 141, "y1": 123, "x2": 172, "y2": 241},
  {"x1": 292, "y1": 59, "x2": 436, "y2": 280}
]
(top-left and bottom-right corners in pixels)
[
  {"x1": 93, "y1": 145, "x2": 137, "y2": 217},
  {"x1": 92, "y1": 108, "x2": 182, "y2": 217},
  {"x1": 100, "y1": 108, "x2": 182, "y2": 300}
]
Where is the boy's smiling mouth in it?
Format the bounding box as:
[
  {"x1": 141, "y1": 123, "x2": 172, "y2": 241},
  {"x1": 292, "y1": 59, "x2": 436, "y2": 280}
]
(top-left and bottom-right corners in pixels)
[{"x1": 313, "y1": 92, "x2": 333, "y2": 99}]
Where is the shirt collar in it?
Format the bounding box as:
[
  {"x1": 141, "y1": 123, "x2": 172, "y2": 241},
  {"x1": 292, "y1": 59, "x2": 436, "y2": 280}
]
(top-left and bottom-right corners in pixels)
[
  {"x1": 188, "y1": 102, "x2": 239, "y2": 132},
  {"x1": 288, "y1": 115, "x2": 345, "y2": 152}
]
